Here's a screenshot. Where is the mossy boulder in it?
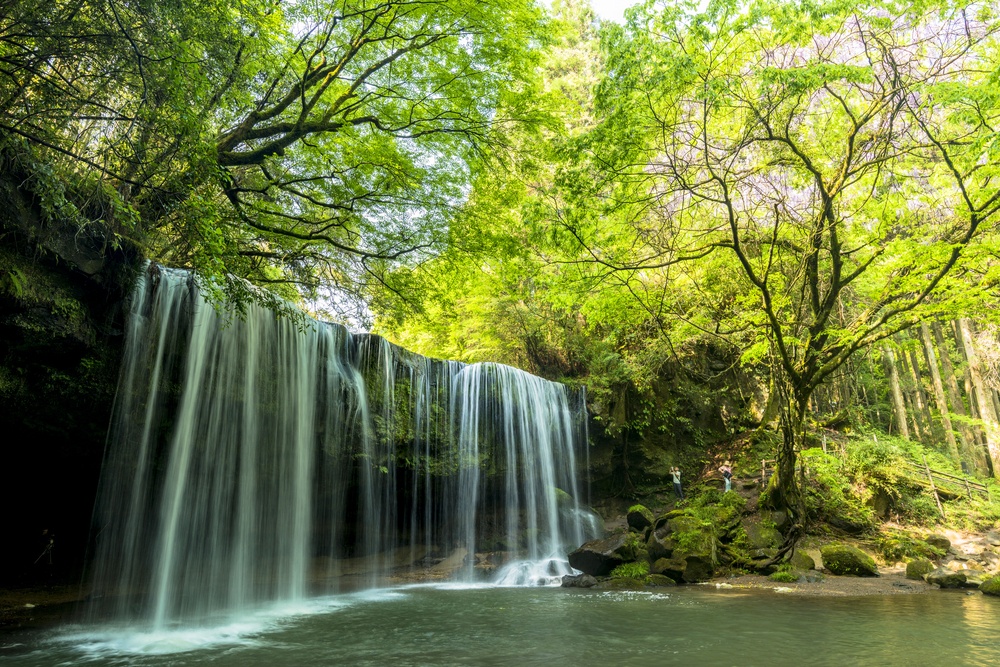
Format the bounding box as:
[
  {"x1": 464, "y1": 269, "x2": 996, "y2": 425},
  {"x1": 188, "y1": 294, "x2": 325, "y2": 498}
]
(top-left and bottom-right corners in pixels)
[
  {"x1": 820, "y1": 544, "x2": 879, "y2": 577},
  {"x1": 602, "y1": 577, "x2": 647, "y2": 590},
  {"x1": 980, "y1": 575, "x2": 1000, "y2": 596},
  {"x1": 614, "y1": 531, "x2": 649, "y2": 563},
  {"x1": 568, "y1": 534, "x2": 629, "y2": 576},
  {"x1": 627, "y1": 505, "x2": 655, "y2": 532},
  {"x1": 926, "y1": 567, "x2": 967, "y2": 588},
  {"x1": 789, "y1": 550, "x2": 816, "y2": 572},
  {"x1": 652, "y1": 554, "x2": 714, "y2": 583},
  {"x1": 924, "y1": 534, "x2": 951, "y2": 553},
  {"x1": 651, "y1": 557, "x2": 684, "y2": 577},
  {"x1": 743, "y1": 520, "x2": 782, "y2": 551},
  {"x1": 561, "y1": 573, "x2": 597, "y2": 588},
  {"x1": 963, "y1": 568, "x2": 988, "y2": 588},
  {"x1": 905, "y1": 558, "x2": 935, "y2": 581},
  {"x1": 647, "y1": 574, "x2": 677, "y2": 587},
  {"x1": 646, "y1": 530, "x2": 674, "y2": 562}
]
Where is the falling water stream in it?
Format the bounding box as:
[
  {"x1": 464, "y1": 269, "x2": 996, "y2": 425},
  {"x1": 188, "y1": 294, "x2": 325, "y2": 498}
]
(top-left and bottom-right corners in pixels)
[
  {"x1": 9, "y1": 265, "x2": 995, "y2": 666},
  {"x1": 84, "y1": 264, "x2": 598, "y2": 630}
]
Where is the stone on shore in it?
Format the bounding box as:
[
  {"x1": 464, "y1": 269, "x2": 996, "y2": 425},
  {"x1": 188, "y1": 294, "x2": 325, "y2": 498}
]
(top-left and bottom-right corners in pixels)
[
  {"x1": 820, "y1": 544, "x2": 879, "y2": 577},
  {"x1": 568, "y1": 534, "x2": 629, "y2": 576},
  {"x1": 789, "y1": 550, "x2": 816, "y2": 572},
  {"x1": 561, "y1": 573, "x2": 597, "y2": 588},
  {"x1": 980, "y1": 575, "x2": 1000, "y2": 596},
  {"x1": 925, "y1": 567, "x2": 967, "y2": 588},
  {"x1": 905, "y1": 558, "x2": 935, "y2": 581},
  {"x1": 627, "y1": 505, "x2": 655, "y2": 532}
]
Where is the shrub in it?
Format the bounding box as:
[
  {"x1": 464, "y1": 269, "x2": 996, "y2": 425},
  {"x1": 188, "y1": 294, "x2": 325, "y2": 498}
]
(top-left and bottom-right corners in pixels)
[{"x1": 610, "y1": 561, "x2": 650, "y2": 578}]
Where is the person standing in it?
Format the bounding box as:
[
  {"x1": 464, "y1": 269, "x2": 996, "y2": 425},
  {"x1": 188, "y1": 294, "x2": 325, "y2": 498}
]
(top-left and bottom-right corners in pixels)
[
  {"x1": 671, "y1": 466, "x2": 684, "y2": 499},
  {"x1": 719, "y1": 461, "x2": 733, "y2": 492}
]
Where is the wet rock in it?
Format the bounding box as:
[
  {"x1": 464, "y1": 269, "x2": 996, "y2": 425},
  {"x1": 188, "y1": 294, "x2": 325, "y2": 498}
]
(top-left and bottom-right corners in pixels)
[
  {"x1": 980, "y1": 575, "x2": 1000, "y2": 596},
  {"x1": 762, "y1": 510, "x2": 790, "y2": 532},
  {"x1": 820, "y1": 544, "x2": 879, "y2": 577},
  {"x1": 647, "y1": 574, "x2": 676, "y2": 587},
  {"x1": 926, "y1": 567, "x2": 967, "y2": 588},
  {"x1": 646, "y1": 530, "x2": 674, "y2": 562},
  {"x1": 602, "y1": 577, "x2": 646, "y2": 590},
  {"x1": 789, "y1": 550, "x2": 815, "y2": 572},
  {"x1": 744, "y1": 521, "x2": 782, "y2": 551},
  {"x1": 568, "y1": 534, "x2": 629, "y2": 576},
  {"x1": 654, "y1": 554, "x2": 714, "y2": 583},
  {"x1": 925, "y1": 534, "x2": 951, "y2": 553},
  {"x1": 627, "y1": 505, "x2": 654, "y2": 532},
  {"x1": 905, "y1": 558, "x2": 935, "y2": 581},
  {"x1": 652, "y1": 557, "x2": 686, "y2": 579},
  {"x1": 962, "y1": 568, "x2": 988, "y2": 588},
  {"x1": 561, "y1": 573, "x2": 597, "y2": 588}
]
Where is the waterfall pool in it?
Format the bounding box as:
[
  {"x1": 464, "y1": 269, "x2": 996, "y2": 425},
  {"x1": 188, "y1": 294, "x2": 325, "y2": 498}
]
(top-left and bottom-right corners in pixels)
[{"x1": 3, "y1": 585, "x2": 998, "y2": 666}]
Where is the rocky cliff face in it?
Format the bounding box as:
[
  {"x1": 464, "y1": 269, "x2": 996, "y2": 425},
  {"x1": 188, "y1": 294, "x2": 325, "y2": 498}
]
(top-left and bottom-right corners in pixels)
[
  {"x1": 586, "y1": 344, "x2": 763, "y2": 503},
  {"x1": 0, "y1": 170, "x2": 139, "y2": 584}
]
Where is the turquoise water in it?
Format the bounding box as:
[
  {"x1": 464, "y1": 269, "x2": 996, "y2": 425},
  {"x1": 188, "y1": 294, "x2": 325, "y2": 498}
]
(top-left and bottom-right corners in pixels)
[{"x1": 2, "y1": 585, "x2": 998, "y2": 666}]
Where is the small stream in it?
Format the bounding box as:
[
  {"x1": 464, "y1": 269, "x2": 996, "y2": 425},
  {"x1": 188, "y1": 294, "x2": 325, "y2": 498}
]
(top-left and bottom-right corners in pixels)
[{"x1": 3, "y1": 585, "x2": 998, "y2": 666}]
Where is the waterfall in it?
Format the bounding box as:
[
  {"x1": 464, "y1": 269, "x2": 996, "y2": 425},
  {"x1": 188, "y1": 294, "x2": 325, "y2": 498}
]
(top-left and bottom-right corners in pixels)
[{"x1": 87, "y1": 264, "x2": 597, "y2": 628}]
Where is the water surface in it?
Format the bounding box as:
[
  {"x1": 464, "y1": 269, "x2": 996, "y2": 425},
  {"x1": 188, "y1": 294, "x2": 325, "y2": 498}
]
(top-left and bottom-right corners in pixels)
[{"x1": 3, "y1": 586, "x2": 998, "y2": 666}]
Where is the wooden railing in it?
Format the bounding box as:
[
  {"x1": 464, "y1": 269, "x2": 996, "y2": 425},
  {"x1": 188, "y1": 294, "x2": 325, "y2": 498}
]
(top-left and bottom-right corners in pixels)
[
  {"x1": 902, "y1": 455, "x2": 990, "y2": 519},
  {"x1": 759, "y1": 452, "x2": 989, "y2": 520}
]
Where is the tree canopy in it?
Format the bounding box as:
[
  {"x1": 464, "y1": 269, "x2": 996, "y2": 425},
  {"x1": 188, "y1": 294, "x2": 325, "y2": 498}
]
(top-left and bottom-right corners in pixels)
[{"x1": 6, "y1": 0, "x2": 1000, "y2": 507}]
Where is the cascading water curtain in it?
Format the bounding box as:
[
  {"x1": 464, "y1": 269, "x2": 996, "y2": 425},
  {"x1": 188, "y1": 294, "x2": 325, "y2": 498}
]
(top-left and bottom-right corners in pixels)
[{"x1": 87, "y1": 264, "x2": 597, "y2": 629}]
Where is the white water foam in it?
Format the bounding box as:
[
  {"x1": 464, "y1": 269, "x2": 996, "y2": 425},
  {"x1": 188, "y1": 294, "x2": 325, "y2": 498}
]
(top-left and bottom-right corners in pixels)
[{"x1": 55, "y1": 597, "x2": 357, "y2": 657}]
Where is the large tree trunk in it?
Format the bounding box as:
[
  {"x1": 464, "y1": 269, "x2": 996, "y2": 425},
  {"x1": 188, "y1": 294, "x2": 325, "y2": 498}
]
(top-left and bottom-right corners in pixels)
[
  {"x1": 765, "y1": 380, "x2": 809, "y2": 561},
  {"x1": 931, "y1": 321, "x2": 975, "y2": 467},
  {"x1": 906, "y1": 342, "x2": 936, "y2": 440},
  {"x1": 920, "y1": 322, "x2": 961, "y2": 462},
  {"x1": 883, "y1": 345, "x2": 910, "y2": 440},
  {"x1": 957, "y1": 318, "x2": 1000, "y2": 478}
]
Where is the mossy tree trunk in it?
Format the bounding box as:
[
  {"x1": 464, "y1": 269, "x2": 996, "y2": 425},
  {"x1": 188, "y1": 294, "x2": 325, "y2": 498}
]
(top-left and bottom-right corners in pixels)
[
  {"x1": 920, "y1": 322, "x2": 961, "y2": 463},
  {"x1": 884, "y1": 345, "x2": 911, "y2": 440},
  {"x1": 957, "y1": 318, "x2": 1000, "y2": 478}
]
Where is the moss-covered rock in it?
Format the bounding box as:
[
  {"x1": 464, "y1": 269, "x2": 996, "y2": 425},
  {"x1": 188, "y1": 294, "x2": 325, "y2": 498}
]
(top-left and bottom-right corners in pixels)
[
  {"x1": 609, "y1": 561, "x2": 649, "y2": 578},
  {"x1": 905, "y1": 558, "x2": 935, "y2": 581},
  {"x1": 980, "y1": 575, "x2": 1000, "y2": 596},
  {"x1": 789, "y1": 550, "x2": 815, "y2": 572},
  {"x1": 602, "y1": 577, "x2": 647, "y2": 590},
  {"x1": 647, "y1": 574, "x2": 676, "y2": 586},
  {"x1": 627, "y1": 505, "x2": 655, "y2": 532},
  {"x1": 743, "y1": 520, "x2": 782, "y2": 551},
  {"x1": 651, "y1": 557, "x2": 683, "y2": 577},
  {"x1": 820, "y1": 544, "x2": 879, "y2": 577},
  {"x1": 925, "y1": 567, "x2": 967, "y2": 588},
  {"x1": 924, "y1": 534, "x2": 951, "y2": 553},
  {"x1": 614, "y1": 531, "x2": 648, "y2": 563}
]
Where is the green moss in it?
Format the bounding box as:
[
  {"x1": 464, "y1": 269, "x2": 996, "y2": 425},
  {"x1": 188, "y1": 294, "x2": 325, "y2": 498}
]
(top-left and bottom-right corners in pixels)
[
  {"x1": 876, "y1": 530, "x2": 944, "y2": 563},
  {"x1": 905, "y1": 558, "x2": 934, "y2": 581},
  {"x1": 610, "y1": 561, "x2": 650, "y2": 578},
  {"x1": 769, "y1": 569, "x2": 799, "y2": 583},
  {"x1": 981, "y1": 575, "x2": 1000, "y2": 596},
  {"x1": 820, "y1": 544, "x2": 879, "y2": 577},
  {"x1": 603, "y1": 577, "x2": 647, "y2": 590}
]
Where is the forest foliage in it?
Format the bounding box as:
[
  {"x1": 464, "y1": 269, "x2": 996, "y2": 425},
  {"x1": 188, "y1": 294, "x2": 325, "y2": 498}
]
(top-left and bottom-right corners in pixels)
[{"x1": 4, "y1": 0, "x2": 1000, "y2": 502}]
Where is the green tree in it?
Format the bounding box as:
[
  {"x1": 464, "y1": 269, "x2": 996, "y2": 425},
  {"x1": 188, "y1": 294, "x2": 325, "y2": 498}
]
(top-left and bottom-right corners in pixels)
[
  {"x1": 1, "y1": 0, "x2": 547, "y2": 313},
  {"x1": 556, "y1": 0, "x2": 1000, "y2": 544}
]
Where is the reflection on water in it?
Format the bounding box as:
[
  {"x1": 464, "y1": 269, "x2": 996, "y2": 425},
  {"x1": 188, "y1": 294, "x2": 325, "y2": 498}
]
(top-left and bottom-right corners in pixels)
[{"x1": 2, "y1": 587, "x2": 999, "y2": 666}]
